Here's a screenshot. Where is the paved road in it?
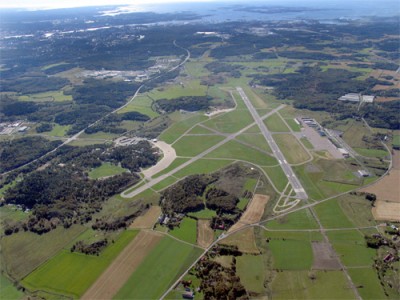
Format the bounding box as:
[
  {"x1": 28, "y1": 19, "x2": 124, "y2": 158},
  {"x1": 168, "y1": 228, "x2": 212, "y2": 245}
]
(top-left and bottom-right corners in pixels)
[
  {"x1": 121, "y1": 105, "x2": 284, "y2": 198},
  {"x1": 236, "y1": 87, "x2": 308, "y2": 199}
]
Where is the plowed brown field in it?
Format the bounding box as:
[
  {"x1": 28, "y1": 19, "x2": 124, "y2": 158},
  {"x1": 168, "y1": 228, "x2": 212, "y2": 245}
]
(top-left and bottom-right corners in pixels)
[
  {"x1": 130, "y1": 206, "x2": 162, "y2": 229},
  {"x1": 197, "y1": 219, "x2": 214, "y2": 248}
]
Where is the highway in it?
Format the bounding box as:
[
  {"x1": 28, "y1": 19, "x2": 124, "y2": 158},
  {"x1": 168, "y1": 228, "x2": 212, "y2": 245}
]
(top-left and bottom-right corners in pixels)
[{"x1": 236, "y1": 87, "x2": 308, "y2": 200}]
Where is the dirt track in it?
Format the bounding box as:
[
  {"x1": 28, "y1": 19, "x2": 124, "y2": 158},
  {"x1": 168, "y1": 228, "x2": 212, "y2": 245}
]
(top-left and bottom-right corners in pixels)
[
  {"x1": 142, "y1": 141, "x2": 176, "y2": 179},
  {"x1": 81, "y1": 230, "x2": 162, "y2": 300},
  {"x1": 197, "y1": 220, "x2": 214, "y2": 248},
  {"x1": 229, "y1": 194, "x2": 269, "y2": 232},
  {"x1": 130, "y1": 206, "x2": 161, "y2": 229}
]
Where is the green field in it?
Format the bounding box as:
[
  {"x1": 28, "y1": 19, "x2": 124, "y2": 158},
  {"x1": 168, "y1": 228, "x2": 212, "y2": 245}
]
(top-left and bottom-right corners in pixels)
[
  {"x1": 188, "y1": 208, "x2": 217, "y2": 219},
  {"x1": 152, "y1": 157, "x2": 190, "y2": 178},
  {"x1": 203, "y1": 110, "x2": 254, "y2": 133},
  {"x1": 271, "y1": 270, "x2": 355, "y2": 299},
  {"x1": 88, "y1": 162, "x2": 128, "y2": 179},
  {"x1": 1, "y1": 225, "x2": 85, "y2": 280},
  {"x1": 159, "y1": 114, "x2": 207, "y2": 144},
  {"x1": 300, "y1": 137, "x2": 314, "y2": 149},
  {"x1": 393, "y1": 135, "x2": 400, "y2": 148},
  {"x1": 353, "y1": 147, "x2": 389, "y2": 158},
  {"x1": 148, "y1": 80, "x2": 207, "y2": 100},
  {"x1": 263, "y1": 165, "x2": 289, "y2": 192},
  {"x1": 172, "y1": 135, "x2": 225, "y2": 157},
  {"x1": 267, "y1": 239, "x2": 313, "y2": 270},
  {"x1": 265, "y1": 113, "x2": 290, "y2": 132},
  {"x1": 348, "y1": 268, "x2": 387, "y2": 300},
  {"x1": 46, "y1": 124, "x2": 71, "y2": 137},
  {"x1": 273, "y1": 134, "x2": 310, "y2": 164},
  {"x1": 169, "y1": 218, "x2": 198, "y2": 244},
  {"x1": 205, "y1": 140, "x2": 278, "y2": 166},
  {"x1": 19, "y1": 90, "x2": 72, "y2": 102},
  {"x1": 314, "y1": 199, "x2": 355, "y2": 229},
  {"x1": 285, "y1": 118, "x2": 302, "y2": 132},
  {"x1": 22, "y1": 230, "x2": 139, "y2": 298},
  {"x1": 0, "y1": 274, "x2": 24, "y2": 300},
  {"x1": 266, "y1": 208, "x2": 319, "y2": 230},
  {"x1": 117, "y1": 95, "x2": 159, "y2": 118},
  {"x1": 114, "y1": 236, "x2": 202, "y2": 300},
  {"x1": 152, "y1": 176, "x2": 179, "y2": 191},
  {"x1": 186, "y1": 125, "x2": 215, "y2": 135},
  {"x1": 173, "y1": 159, "x2": 232, "y2": 178},
  {"x1": 236, "y1": 255, "x2": 266, "y2": 294}
]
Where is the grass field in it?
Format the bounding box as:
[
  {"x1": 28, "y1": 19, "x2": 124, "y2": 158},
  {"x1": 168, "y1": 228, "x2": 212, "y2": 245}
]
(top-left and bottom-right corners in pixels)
[
  {"x1": 172, "y1": 135, "x2": 224, "y2": 157},
  {"x1": 326, "y1": 230, "x2": 376, "y2": 267},
  {"x1": 263, "y1": 165, "x2": 289, "y2": 192},
  {"x1": 354, "y1": 147, "x2": 389, "y2": 158},
  {"x1": 337, "y1": 194, "x2": 377, "y2": 228},
  {"x1": 114, "y1": 236, "x2": 202, "y2": 300},
  {"x1": 271, "y1": 270, "x2": 355, "y2": 299},
  {"x1": 169, "y1": 218, "x2": 197, "y2": 244},
  {"x1": 188, "y1": 208, "x2": 216, "y2": 219},
  {"x1": 117, "y1": 96, "x2": 158, "y2": 118},
  {"x1": 19, "y1": 90, "x2": 72, "y2": 102},
  {"x1": 152, "y1": 157, "x2": 190, "y2": 178},
  {"x1": 393, "y1": 135, "x2": 400, "y2": 148},
  {"x1": 173, "y1": 159, "x2": 232, "y2": 178},
  {"x1": 265, "y1": 113, "x2": 290, "y2": 132},
  {"x1": 186, "y1": 125, "x2": 215, "y2": 134},
  {"x1": 236, "y1": 255, "x2": 266, "y2": 294},
  {"x1": 152, "y1": 176, "x2": 179, "y2": 191},
  {"x1": 22, "y1": 230, "x2": 139, "y2": 298},
  {"x1": 314, "y1": 199, "x2": 355, "y2": 229},
  {"x1": 273, "y1": 134, "x2": 310, "y2": 164},
  {"x1": 267, "y1": 238, "x2": 313, "y2": 270},
  {"x1": 293, "y1": 164, "x2": 327, "y2": 200},
  {"x1": 285, "y1": 118, "x2": 302, "y2": 132},
  {"x1": 46, "y1": 124, "x2": 71, "y2": 137},
  {"x1": 203, "y1": 110, "x2": 254, "y2": 133},
  {"x1": 300, "y1": 137, "x2": 314, "y2": 149},
  {"x1": 266, "y1": 208, "x2": 319, "y2": 230},
  {"x1": 79, "y1": 131, "x2": 120, "y2": 140},
  {"x1": 88, "y1": 162, "x2": 127, "y2": 179},
  {"x1": 0, "y1": 274, "x2": 24, "y2": 300},
  {"x1": 205, "y1": 140, "x2": 278, "y2": 166},
  {"x1": 159, "y1": 114, "x2": 207, "y2": 144},
  {"x1": 2, "y1": 225, "x2": 85, "y2": 280},
  {"x1": 148, "y1": 80, "x2": 207, "y2": 100},
  {"x1": 348, "y1": 268, "x2": 387, "y2": 300},
  {"x1": 236, "y1": 133, "x2": 272, "y2": 153}
]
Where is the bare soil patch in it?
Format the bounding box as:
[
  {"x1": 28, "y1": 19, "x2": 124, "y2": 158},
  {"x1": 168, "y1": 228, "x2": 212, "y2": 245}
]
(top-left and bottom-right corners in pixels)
[
  {"x1": 81, "y1": 230, "x2": 163, "y2": 300},
  {"x1": 221, "y1": 227, "x2": 260, "y2": 254},
  {"x1": 311, "y1": 242, "x2": 341, "y2": 270},
  {"x1": 197, "y1": 219, "x2": 214, "y2": 248},
  {"x1": 361, "y1": 169, "x2": 400, "y2": 203},
  {"x1": 130, "y1": 206, "x2": 162, "y2": 229},
  {"x1": 372, "y1": 201, "x2": 400, "y2": 222},
  {"x1": 229, "y1": 194, "x2": 269, "y2": 232}
]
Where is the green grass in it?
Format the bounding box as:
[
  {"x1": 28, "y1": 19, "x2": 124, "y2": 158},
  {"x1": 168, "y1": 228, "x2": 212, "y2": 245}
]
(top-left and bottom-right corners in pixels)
[
  {"x1": 267, "y1": 239, "x2": 313, "y2": 270},
  {"x1": 285, "y1": 118, "x2": 302, "y2": 132},
  {"x1": 22, "y1": 230, "x2": 139, "y2": 298},
  {"x1": 1, "y1": 225, "x2": 86, "y2": 280},
  {"x1": 152, "y1": 176, "x2": 179, "y2": 191},
  {"x1": 263, "y1": 165, "x2": 289, "y2": 192},
  {"x1": 172, "y1": 135, "x2": 225, "y2": 157},
  {"x1": 300, "y1": 137, "x2": 314, "y2": 149},
  {"x1": 68, "y1": 139, "x2": 106, "y2": 147},
  {"x1": 274, "y1": 134, "x2": 310, "y2": 164},
  {"x1": 205, "y1": 140, "x2": 278, "y2": 166},
  {"x1": 114, "y1": 236, "x2": 202, "y2": 300},
  {"x1": 0, "y1": 274, "x2": 24, "y2": 300},
  {"x1": 353, "y1": 147, "x2": 389, "y2": 158},
  {"x1": 117, "y1": 95, "x2": 159, "y2": 118},
  {"x1": 293, "y1": 164, "x2": 326, "y2": 200},
  {"x1": 46, "y1": 124, "x2": 71, "y2": 137},
  {"x1": 159, "y1": 114, "x2": 207, "y2": 144},
  {"x1": 266, "y1": 208, "x2": 319, "y2": 230},
  {"x1": 271, "y1": 270, "x2": 355, "y2": 299},
  {"x1": 88, "y1": 162, "x2": 127, "y2": 179},
  {"x1": 169, "y1": 218, "x2": 197, "y2": 244},
  {"x1": 265, "y1": 230, "x2": 324, "y2": 242},
  {"x1": 237, "y1": 198, "x2": 250, "y2": 210},
  {"x1": 348, "y1": 268, "x2": 387, "y2": 300},
  {"x1": 236, "y1": 133, "x2": 272, "y2": 153},
  {"x1": 0, "y1": 180, "x2": 18, "y2": 198},
  {"x1": 314, "y1": 199, "x2": 355, "y2": 229},
  {"x1": 19, "y1": 90, "x2": 72, "y2": 102},
  {"x1": 152, "y1": 157, "x2": 190, "y2": 178},
  {"x1": 148, "y1": 80, "x2": 207, "y2": 100},
  {"x1": 203, "y1": 110, "x2": 254, "y2": 133},
  {"x1": 236, "y1": 255, "x2": 266, "y2": 293},
  {"x1": 79, "y1": 131, "x2": 120, "y2": 140},
  {"x1": 186, "y1": 125, "x2": 215, "y2": 134},
  {"x1": 326, "y1": 230, "x2": 376, "y2": 267},
  {"x1": 393, "y1": 135, "x2": 400, "y2": 148},
  {"x1": 188, "y1": 208, "x2": 216, "y2": 219},
  {"x1": 173, "y1": 159, "x2": 232, "y2": 178},
  {"x1": 264, "y1": 113, "x2": 290, "y2": 132}
]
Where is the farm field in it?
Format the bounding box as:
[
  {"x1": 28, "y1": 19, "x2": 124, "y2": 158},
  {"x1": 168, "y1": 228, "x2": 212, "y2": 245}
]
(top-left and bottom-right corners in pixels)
[
  {"x1": 169, "y1": 217, "x2": 197, "y2": 244},
  {"x1": 114, "y1": 236, "x2": 202, "y2": 300},
  {"x1": 314, "y1": 199, "x2": 355, "y2": 229},
  {"x1": 265, "y1": 208, "x2": 319, "y2": 230},
  {"x1": 22, "y1": 230, "x2": 139, "y2": 298},
  {"x1": 348, "y1": 268, "x2": 387, "y2": 300},
  {"x1": 197, "y1": 219, "x2": 214, "y2": 248},
  {"x1": 236, "y1": 254, "x2": 266, "y2": 294},
  {"x1": 130, "y1": 206, "x2": 162, "y2": 229},
  {"x1": 88, "y1": 162, "x2": 127, "y2": 179},
  {"x1": 221, "y1": 227, "x2": 260, "y2": 254},
  {"x1": 273, "y1": 134, "x2": 311, "y2": 164},
  {"x1": 0, "y1": 274, "x2": 24, "y2": 300}
]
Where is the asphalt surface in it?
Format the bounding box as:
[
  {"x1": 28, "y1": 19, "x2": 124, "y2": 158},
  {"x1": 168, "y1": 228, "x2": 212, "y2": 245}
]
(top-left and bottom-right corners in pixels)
[{"x1": 236, "y1": 87, "x2": 308, "y2": 200}]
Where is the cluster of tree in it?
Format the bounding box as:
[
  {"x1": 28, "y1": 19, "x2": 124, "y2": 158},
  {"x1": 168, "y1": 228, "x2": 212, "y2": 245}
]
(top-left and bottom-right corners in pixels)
[
  {"x1": 156, "y1": 96, "x2": 211, "y2": 113},
  {"x1": 205, "y1": 188, "x2": 240, "y2": 214},
  {"x1": 361, "y1": 101, "x2": 400, "y2": 129},
  {"x1": 365, "y1": 235, "x2": 388, "y2": 249},
  {"x1": 205, "y1": 62, "x2": 243, "y2": 78},
  {"x1": 2, "y1": 101, "x2": 39, "y2": 117},
  {"x1": 0, "y1": 136, "x2": 62, "y2": 172},
  {"x1": 70, "y1": 239, "x2": 108, "y2": 255},
  {"x1": 43, "y1": 63, "x2": 76, "y2": 75},
  {"x1": 277, "y1": 50, "x2": 338, "y2": 60},
  {"x1": 1, "y1": 76, "x2": 69, "y2": 94},
  {"x1": 36, "y1": 123, "x2": 53, "y2": 133}
]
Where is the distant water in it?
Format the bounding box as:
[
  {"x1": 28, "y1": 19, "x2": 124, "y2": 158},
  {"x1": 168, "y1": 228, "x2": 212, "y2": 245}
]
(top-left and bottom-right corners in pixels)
[{"x1": 108, "y1": 0, "x2": 399, "y2": 22}]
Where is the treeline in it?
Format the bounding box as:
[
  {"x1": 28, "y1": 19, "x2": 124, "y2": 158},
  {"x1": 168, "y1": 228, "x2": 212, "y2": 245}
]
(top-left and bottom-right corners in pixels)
[
  {"x1": 71, "y1": 239, "x2": 108, "y2": 255},
  {"x1": 0, "y1": 76, "x2": 69, "y2": 94},
  {"x1": 0, "y1": 137, "x2": 62, "y2": 173},
  {"x1": 84, "y1": 112, "x2": 149, "y2": 134},
  {"x1": 156, "y1": 96, "x2": 212, "y2": 113}
]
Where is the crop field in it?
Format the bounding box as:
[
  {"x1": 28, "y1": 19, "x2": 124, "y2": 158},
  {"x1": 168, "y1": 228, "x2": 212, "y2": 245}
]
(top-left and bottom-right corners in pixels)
[
  {"x1": 326, "y1": 230, "x2": 376, "y2": 267},
  {"x1": 197, "y1": 219, "x2": 214, "y2": 248},
  {"x1": 271, "y1": 270, "x2": 355, "y2": 299},
  {"x1": 114, "y1": 236, "x2": 202, "y2": 300},
  {"x1": 88, "y1": 162, "x2": 127, "y2": 179},
  {"x1": 222, "y1": 227, "x2": 260, "y2": 254},
  {"x1": 203, "y1": 110, "x2": 254, "y2": 133},
  {"x1": 170, "y1": 218, "x2": 197, "y2": 244},
  {"x1": 263, "y1": 165, "x2": 289, "y2": 192},
  {"x1": 265, "y1": 113, "x2": 290, "y2": 132},
  {"x1": 148, "y1": 80, "x2": 207, "y2": 100},
  {"x1": 314, "y1": 199, "x2": 355, "y2": 229},
  {"x1": 159, "y1": 114, "x2": 207, "y2": 144},
  {"x1": 266, "y1": 208, "x2": 319, "y2": 230},
  {"x1": 273, "y1": 134, "x2": 310, "y2": 164},
  {"x1": 2, "y1": 225, "x2": 85, "y2": 280},
  {"x1": 130, "y1": 206, "x2": 162, "y2": 229},
  {"x1": 236, "y1": 255, "x2": 266, "y2": 294},
  {"x1": 81, "y1": 230, "x2": 162, "y2": 300},
  {"x1": 22, "y1": 230, "x2": 139, "y2": 298},
  {"x1": 267, "y1": 238, "x2": 313, "y2": 270},
  {"x1": 348, "y1": 268, "x2": 387, "y2": 300},
  {"x1": 172, "y1": 135, "x2": 224, "y2": 157},
  {"x1": 19, "y1": 90, "x2": 72, "y2": 102},
  {"x1": 0, "y1": 274, "x2": 24, "y2": 300},
  {"x1": 117, "y1": 95, "x2": 158, "y2": 118},
  {"x1": 205, "y1": 140, "x2": 278, "y2": 166},
  {"x1": 337, "y1": 194, "x2": 377, "y2": 227},
  {"x1": 173, "y1": 159, "x2": 233, "y2": 178},
  {"x1": 236, "y1": 133, "x2": 272, "y2": 153}
]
